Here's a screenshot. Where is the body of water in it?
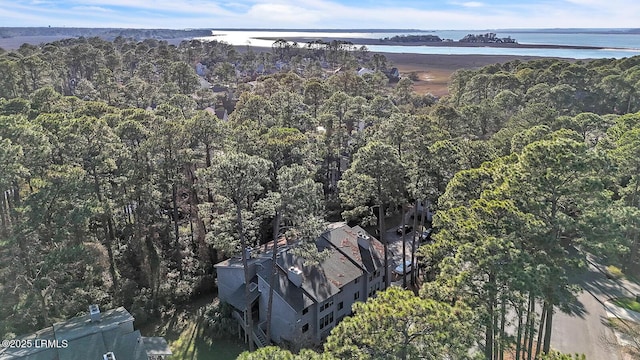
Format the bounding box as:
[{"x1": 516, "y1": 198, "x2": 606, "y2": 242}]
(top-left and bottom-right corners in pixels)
[
  {"x1": 363, "y1": 44, "x2": 640, "y2": 59},
  {"x1": 197, "y1": 29, "x2": 640, "y2": 59}
]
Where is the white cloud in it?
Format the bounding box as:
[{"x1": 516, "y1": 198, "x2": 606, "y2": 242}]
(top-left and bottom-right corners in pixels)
[
  {"x1": 461, "y1": 1, "x2": 484, "y2": 7},
  {"x1": 66, "y1": 0, "x2": 236, "y2": 16},
  {"x1": 449, "y1": 1, "x2": 485, "y2": 8},
  {"x1": 2, "y1": 0, "x2": 640, "y2": 29},
  {"x1": 0, "y1": 6, "x2": 53, "y2": 24},
  {"x1": 225, "y1": 2, "x2": 250, "y2": 9},
  {"x1": 563, "y1": 0, "x2": 605, "y2": 5},
  {"x1": 245, "y1": 3, "x2": 321, "y2": 25},
  {"x1": 71, "y1": 6, "x2": 114, "y2": 13}
]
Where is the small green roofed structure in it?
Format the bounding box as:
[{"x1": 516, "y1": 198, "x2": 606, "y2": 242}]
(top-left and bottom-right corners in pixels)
[{"x1": 0, "y1": 306, "x2": 172, "y2": 360}]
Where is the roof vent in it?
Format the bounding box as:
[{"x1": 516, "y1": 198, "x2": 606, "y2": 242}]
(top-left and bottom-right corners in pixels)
[
  {"x1": 287, "y1": 266, "x2": 303, "y2": 287},
  {"x1": 357, "y1": 231, "x2": 370, "y2": 249},
  {"x1": 103, "y1": 352, "x2": 116, "y2": 360},
  {"x1": 89, "y1": 304, "x2": 101, "y2": 322}
]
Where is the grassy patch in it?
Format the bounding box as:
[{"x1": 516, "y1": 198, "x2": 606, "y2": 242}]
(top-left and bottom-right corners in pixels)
[
  {"x1": 171, "y1": 319, "x2": 245, "y2": 360},
  {"x1": 612, "y1": 297, "x2": 640, "y2": 313},
  {"x1": 608, "y1": 317, "x2": 640, "y2": 332},
  {"x1": 606, "y1": 265, "x2": 625, "y2": 279},
  {"x1": 139, "y1": 294, "x2": 246, "y2": 360}
]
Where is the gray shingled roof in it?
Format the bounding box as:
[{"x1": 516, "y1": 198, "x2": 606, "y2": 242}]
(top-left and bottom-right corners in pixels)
[
  {"x1": 0, "y1": 308, "x2": 152, "y2": 360},
  {"x1": 322, "y1": 225, "x2": 385, "y2": 273},
  {"x1": 276, "y1": 236, "x2": 363, "y2": 303},
  {"x1": 215, "y1": 255, "x2": 262, "y2": 269},
  {"x1": 226, "y1": 280, "x2": 261, "y2": 311},
  {"x1": 352, "y1": 225, "x2": 384, "y2": 272},
  {"x1": 218, "y1": 224, "x2": 385, "y2": 315},
  {"x1": 257, "y1": 259, "x2": 314, "y2": 312},
  {"x1": 53, "y1": 307, "x2": 134, "y2": 341},
  {"x1": 141, "y1": 337, "x2": 172, "y2": 357}
]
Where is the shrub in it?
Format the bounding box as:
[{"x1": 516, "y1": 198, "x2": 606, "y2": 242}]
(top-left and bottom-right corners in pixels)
[
  {"x1": 606, "y1": 265, "x2": 625, "y2": 279},
  {"x1": 202, "y1": 302, "x2": 237, "y2": 337},
  {"x1": 408, "y1": 71, "x2": 420, "y2": 81},
  {"x1": 537, "y1": 351, "x2": 586, "y2": 360},
  {"x1": 612, "y1": 297, "x2": 640, "y2": 312}
]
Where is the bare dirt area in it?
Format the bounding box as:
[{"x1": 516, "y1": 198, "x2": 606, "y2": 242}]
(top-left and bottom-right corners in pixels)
[
  {"x1": 396, "y1": 66, "x2": 452, "y2": 98},
  {"x1": 383, "y1": 52, "x2": 548, "y2": 97}
]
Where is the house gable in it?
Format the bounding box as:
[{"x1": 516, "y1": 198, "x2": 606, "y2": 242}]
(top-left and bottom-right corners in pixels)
[{"x1": 214, "y1": 223, "x2": 387, "y2": 347}]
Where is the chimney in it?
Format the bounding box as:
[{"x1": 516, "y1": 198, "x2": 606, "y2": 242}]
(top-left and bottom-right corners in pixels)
[
  {"x1": 103, "y1": 352, "x2": 116, "y2": 360},
  {"x1": 357, "y1": 231, "x2": 370, "y2": 249},
  {"x1": 89, "y1": 304, "x2": 101, "y2": 322},
  {"x1": 287, "y1": 266, "x2": 303, "y2": 287},
  {"x1": 244, "y1": 247, "x2": 252, "y2": 260}
]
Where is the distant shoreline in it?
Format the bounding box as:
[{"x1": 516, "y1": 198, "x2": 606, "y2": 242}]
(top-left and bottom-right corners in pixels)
[
  {"x1": 209, "y1": 28, "x2": 640, "y2": 36},
  {"x1": 255, "y1": 36, "x2": 607, "y2": 50},
  {"x1": 0, "y1": 34, "x2": 594, "y2": 52}
]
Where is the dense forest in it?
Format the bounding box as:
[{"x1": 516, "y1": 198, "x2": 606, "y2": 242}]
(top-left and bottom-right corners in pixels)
[
  {"x1": 0, "y1": 27, "x2": 211, "y2": 40},
  {"x1": 1, "y1": 34, "x2": 640, "y2": 359}
]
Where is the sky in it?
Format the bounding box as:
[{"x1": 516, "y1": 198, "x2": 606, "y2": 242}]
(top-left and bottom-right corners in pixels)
[{"x1": 1, "y1": 0, "x2": 639, "y2": 30}]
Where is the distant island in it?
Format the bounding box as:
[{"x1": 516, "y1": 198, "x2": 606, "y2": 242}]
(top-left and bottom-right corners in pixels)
[
  {"x1": 381, "y1": 33, "x2": 517, "y2": 44},
  {"x1": 381, "y1": 34, "x2": 444, "y2": 43},
  {"x1": 255, "y1": 33, "x2": 605, "y2": 50}
]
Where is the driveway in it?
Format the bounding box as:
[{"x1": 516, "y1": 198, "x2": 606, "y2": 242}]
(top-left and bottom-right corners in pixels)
[
  {"x1": 386, "y1": 228, "x2": 417, "y2": 264},
  {"x1": 551, "y1": 255, "x2": 640, "y2": 360},
  {"x1": 550, "y1": 261, "x2": 621, "y2": 360},
  {"x1": 384, "y1": 219, "x2": 636, "y2": 359},
  {"x1": 385, "y1": 226, "x2": 420, "y2": 285}
]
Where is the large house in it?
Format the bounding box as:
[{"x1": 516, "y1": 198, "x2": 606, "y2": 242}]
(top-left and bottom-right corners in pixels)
[
  {"x1": 215, "y1": 223, "x2": 388, "y2": 348},
  {"x1": 0, "y1": 306, "x2": 171, "y2": 360}
]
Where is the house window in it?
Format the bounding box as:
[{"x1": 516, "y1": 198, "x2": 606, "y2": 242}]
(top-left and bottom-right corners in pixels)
[
  {"x1": 319, "y1": 312, "x2": 334, "y2": 329},
  {"x1": 355, "y1": 277, "x2": 359, "y2": 284},
  {"x1": 302, "y1": 307, "x2": 308, "y2": 315},
  {"x1": 302, "y1": 323, "x2": 309, "y2": 333},
  {"x1": 338, "y1": 302, "x2": 343, "y2": 310},
  {"x1": 354, "y1": 291, "x2": 360, "y2": 300},
  {"x1": 320, "y1": 299, "x2": 334, "y2": 312}
]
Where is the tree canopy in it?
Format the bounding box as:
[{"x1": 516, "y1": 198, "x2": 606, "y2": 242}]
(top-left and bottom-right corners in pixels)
[{"x1": 0, "y1": 35, "x2": 638, "y2": 360}]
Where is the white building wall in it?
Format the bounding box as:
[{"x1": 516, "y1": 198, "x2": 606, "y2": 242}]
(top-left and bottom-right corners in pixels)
[
  {"x1": 257, "y1": 274, "x2": 314, "y2": 344},
  {"x1": 315, "y1": 273, "x2": 373, "y2": 340},
  {"x1": 366, "y1": 270, "x2": 384, "y2": 299},
  {"x1": 216, "y1": 267, "x2": 246, "y2": 303},
  {"x1": 297, "y1": 302, "x2": 317, "y2": 344},
  {"x1": 271, "y1": 294, "x2": 297, "y2": 343}
]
